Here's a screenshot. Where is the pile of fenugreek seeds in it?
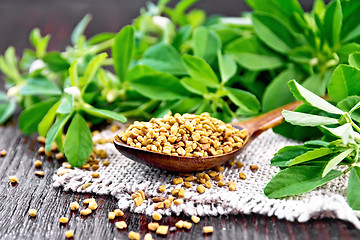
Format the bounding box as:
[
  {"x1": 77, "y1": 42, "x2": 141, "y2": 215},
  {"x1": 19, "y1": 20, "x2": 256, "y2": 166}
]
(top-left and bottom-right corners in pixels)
[{"x1": 118, "y1": 112, "x2": 247, "y2": 157}]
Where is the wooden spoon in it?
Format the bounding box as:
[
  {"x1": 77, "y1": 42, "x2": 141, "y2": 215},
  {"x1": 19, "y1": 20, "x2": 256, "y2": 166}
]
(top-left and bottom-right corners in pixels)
[{"x1": 113, "y1": 101, "x2": 301, "y2": 172}]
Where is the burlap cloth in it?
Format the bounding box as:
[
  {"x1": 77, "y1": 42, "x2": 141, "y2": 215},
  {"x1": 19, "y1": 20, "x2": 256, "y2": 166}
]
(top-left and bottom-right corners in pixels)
[{"x1": 53, "y1": 125, "x2": 360, "y2": 228}]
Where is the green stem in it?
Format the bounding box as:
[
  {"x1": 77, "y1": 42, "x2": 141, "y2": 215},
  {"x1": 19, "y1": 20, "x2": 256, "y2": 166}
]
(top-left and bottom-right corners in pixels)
[
  {"x1": 102, "y1": 58, "x2": 114, "y2": 66},
  {"x1": 343, "y1": 166, "x2": 353, "y2": 175}
]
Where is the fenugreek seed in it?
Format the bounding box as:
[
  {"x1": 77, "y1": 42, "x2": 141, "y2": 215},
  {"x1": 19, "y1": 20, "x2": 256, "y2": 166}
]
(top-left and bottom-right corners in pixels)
[
  {"x1": 62, "y1": 162, "x2": 72, "y2": 169},
  {"x1": 80, "y1": 208, "x2": 92, "y2": 216},
  {"x1": 173, "y1": 199, "x2": 184, "y2": 205},
  {"x1": 144, "y1": 233, "x2": 154, "y2": 240},
  {"x1": 55, "y1": 152, "x2": 64, "y2": 160},
  {"x1": 208, "y1": 171, "x2": 217, "y2": 178},
  {"x1": 114, "y1": 209, "x2": 124, "y2": 217},
  {"x1": 228, "y1": 160, "x2": 236, "y2": 167},
  {"x1": 239, "y1": 172, "x2": 246, "y2": 180},
  {"x1": 158, "y1": 185, "x2": 166, "y2": 193},
  {"x1": 175, "y1": 220, "x2": 184, "y2": 228},
  {"x1": 203, "y1": 226, "x2": 214, "y2": 234},
  {"x1": 155, "y1": 202, "x2": 164, "y2": 209},
  {"x1": 184, "y1": 182, "x2": 192, "y2": 188},
  {"x1": 134, "y1": 197, "x2": 143, "y2": 207},
  {"x1": 152, "y1": 197, "x2": 165, "y2": 203},
  {"x1": 204, "y1": 181, "x2": 212, "y2": 188},
  {"x1": 9, "y1": 176, "x2": 18, "y2": 183},
  {"x1": 29, "y1": 209, "x2": 37, "y2": 217},
  {"x1": 92, "y1": 130, "x2": 100, "y2": 136},
  {"x1": 59, "y1": 217, "x2": 69, "y2": 224},
  {"x1": 37, "y1": 136, "x2": 46, "y2": 144},
  {"x1": 214, "y1": 166, "x2": 224, "y2": 172},
  {"x1": 131, "y1": 193, "x2": 142, "y2": 200},
  {"x1": 128, "y1": 231, "x2": 140, "y2": 240},
  {"x1": 38, "y1": 146, "x2": 45, "y2": 154},
  {"x1": 184, "y1": 175, "x2": 195, "y2": 182},
  {"x1": 110, "y1": 125, "x2": 119, "y2": 132},
  {"x1": 173, "y1": 177, "x2": 183, "y2": 185},
  {"x1": 115, "y1": 221, "x2": 127, "y2": 229},
  {"x1": 183, "y1": 221, "x2": 192, "y2": 230},
  {"x1": 168, "y1": 196, "x2": 174, "y2": 203},
  {"x1": 164, "y1": 199, "x2": 171, "y2": 208},
  {"x1": 229, "y1": 183, "x2": 237, "y2": 191},
  {"x1": 137, "y1": 190, "x2": 145, "y2": 200},
  {"x1": 34, "y1": 160, "x2": 42, "y2": 168},
  {"x1": 83, "y1": 198, "x2": 95, "y2": 204},
  {"x1": 218, "y1": 180, "x2": 226, "y2": 187},
  {"x1": 198, "y1": 178, "x2": 206, "y2": 184},
  {"x1": 171, "y1": 189, "x2": 179, "y2": 197},
  {"x1": 214, "y1": 173, "x2": 223, "y2": 182},
  {"x1": 236, "y1": 162, "x2": 244, "y2": 168},
  {"x1": 81, "y1": 163, "x2": 91, "y2": 170},
  {"x1": 197, "y1": 173, "x2": 204, "y2": 178},
  {"x1": 178, "y1": 188, "x2": 186, "y2": 198},
  {"x1": 65, "y1": 230, "x2": 74, "y2": 238},
  {"x1": 0, "y1": 149, "x2": 7, "y2": 157},
  {"x1": 103, "y1": 160, "x2": 110, "y2": 166},
  {"x1": 82, "y1": 183, "x2": 92, "y2": 189},
  {"x1": 45, "y1": 151, "x2": 52, "y2": 157},
  {"x1": 91, "y1": 172, "x2": 100, "y2": 178},
  {"x1": 35, "y1": 171, "x2": 45, "y2": 177},
  {"x1": 70, "y1": 202, "x2": 80, "y2": 211},
  {"x1": 250, "y1": 165, "x2": 259, "y2": 171},
  {"x1": 92, "y1": 164, "x2": 99, "y2": 171},
  {"x1": 191, "y1": 215, "x2": 200, "y2": 223},
  {"x1": 108, "y1": 212, "x2": 116, "y2": 220},
  {"x1": 204, "y1": 174, "x2": 210, "y2": 181},
  {"x1": 197, "y1": 184, "x2": 205, "y2": 194},
  {"x1": 88, "y1": 201, "x2": 98, "y2": 210},
  {"x1": 156, "y1": 225, "x2": 169, "y2": 235},
  {"x1": 148, "y1": 222, "x2": 159, "y2": 231},
  {"x1": 152, "y1": 211, "x2": 162, "y2": 221}
]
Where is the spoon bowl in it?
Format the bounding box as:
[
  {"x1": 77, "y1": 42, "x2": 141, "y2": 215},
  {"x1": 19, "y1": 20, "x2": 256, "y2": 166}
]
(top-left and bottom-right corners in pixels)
[{"x1": 113, "y1": 101, "x2": 301, "y2": 172}]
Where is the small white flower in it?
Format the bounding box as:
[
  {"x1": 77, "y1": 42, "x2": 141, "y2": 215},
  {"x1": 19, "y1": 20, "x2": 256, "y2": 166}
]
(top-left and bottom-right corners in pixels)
[
  {"x1": 7, "y1": 86, "x2": 20, "y2": 97},
  {"x1": 29, "y1": 59, "x2": 45, "y2": 74},
  {"x1": 152, "y1": 16, "x2": 171, "y2": 30},
  {"x1": 64, "y1": 86, "x2": 81, "y2": 99}
]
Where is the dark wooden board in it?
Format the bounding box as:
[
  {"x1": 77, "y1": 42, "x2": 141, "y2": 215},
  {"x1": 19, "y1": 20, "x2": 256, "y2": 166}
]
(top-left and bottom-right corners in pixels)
[{"x1": 0, "y1": 120, "x2": 360, "y2": 240}]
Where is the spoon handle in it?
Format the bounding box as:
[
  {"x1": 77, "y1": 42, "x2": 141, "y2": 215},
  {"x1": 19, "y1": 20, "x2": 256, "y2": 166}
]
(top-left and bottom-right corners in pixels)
[{"x1": 233, "y1": 101, "x2": 302, "y2": 137}]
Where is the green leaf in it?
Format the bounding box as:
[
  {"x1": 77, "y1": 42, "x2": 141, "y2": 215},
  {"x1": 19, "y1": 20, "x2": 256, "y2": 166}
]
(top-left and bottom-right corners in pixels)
[
  {"x1": 302, "y1": 74, "x2": 327, "y2": 96},
  {"x1": 217, "y1": 50, "x2": 237, "y2": 83},
  {"x1": 112, "y1": 25, "x2": 134, "y2": 82},
  {"x1": 128, "y1": 72, "x2": 190, "y2": 100},
  {"x1": 337, "y1": 43, "x2": 360, "y2": 64},
  {"x1": 45, "y1": 113, "x2": 71, "y2": 152},
  {"x1": 328, "y1": 65, "x2": 360, "y2": 103},
  {"x1": 347, "y1": 167, "x2": 360, "y2": 210},
  {"x1": 182, "y1": 54, "x2": 219, "y2": 88},
  {"x1": 340, "y1": 0, "x2": 360, "y2": 43},
  {"x1": 225, "y1": 36, "x2": 283, "y2": 71},
  {"x1": 171, "y1": 98, "x2": 203, "y2": 114},
  {"x1": 320, "y1": 123, "x2": 354, "y2": 145},
  {"x1": 0, "y1": 99, "x2": 16, "y2": 124},
  {"x1": 180, "y1": 77, "x2": 208, "y2": 95},
  {"x1": 282, "y1": 110, "x2": 339, "y2": 126},
  {"x1": 349, "y1": 52, "x2": 360, "y2": 69},
  {"x1": 42, "y1": 52, "x2": 70, "y2": 72},
  {"x1": 57, "y1": 95, "x2": 74, "y2": 114},
  {"x1": 71, "y1": 14, "x2": 92, "y2": 45},
  {"x1": 323, "y1": 0, "x2": 342, "y2": 47},
  {"x1": 127, "y1": 65, "x2": 159, "y2": 82},
  {"x1": 288, "y1": 46, "x2": 314, "y2": 64},
  {"x1": 262, "y1": 67, "x2": 302, "y2": 112},
  {"x1": 64, "y1": 113, "x2": 93, "y2": 167},
  {"x1": 251, "y1": 12, "x2": 297, "y2": 54},
  {"x1": 81, "y1": 53, "x2": 108, "y2": 89},
  {"x1": 288, "y1": 148, "x2": 333, "y2": 166},
  {"x1": 20, "y1": 78, "x2": 62, "y2": 96},
  {"x1": 69, "y1": 61, "x2": 79, "y2": 87},
  {"x1": 38, "y1": 100, "x2": 61, "y2": 136},
  {"x1": 264, "y1": 165, "x2": 342, "y2": 198},
  {"x1": 140, "y1": 43, "x2": 186, "y2": 75},
  {"x1": 193, "y1": 26, "x2": 221, "y2": 64},
  {"x1": 271, "y1": 145, "x2": 311, "y2": 167},
  {"x1": 322, "y1": 149, "x2": 353, "y2": 177},
  {"x1": 225, "y1": 87, "x2": 261, "y2": 114},
  {"x1": 289, "y1": 80, "x2": 344, "y2": 115},
  {"x1": 88, "y1": 32, "x2": 116, "y2": 45},
  {"x1": 82, "y1": 106, "x2": 126, "y2": 123},
  {"x1": 18, "y1": 98, "x2": 58, "y2": 135},
  {"x1": 337, "y1": 96, "x2": 360, "y2": 123}
]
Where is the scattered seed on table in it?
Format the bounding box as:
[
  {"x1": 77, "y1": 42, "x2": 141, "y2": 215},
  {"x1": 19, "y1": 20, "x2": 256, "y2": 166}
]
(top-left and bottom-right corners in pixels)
[
  {"x1": 9, "y1": 176, "x2": 18, "y2": 183},
  {"x1": 155, "y1": 202, "x2": 164, "y2": 209},
  {"x1": 38, "y1": 146, "x2": 45, "y2": 154},
  {"x1": 134, "y1": 197, "x2": 143, "y2": 207},
  {"x1": 203, "y1": 226, "x2": 214, "y2": 234},
  {"x1": 35, "y1": 171, "x2": 45, "y2": 177},
  {"x1": 110, "y1": 125, "x2": 119, "y2": 132},
  {"x1": 80, "y1": 208, "x2": 92, "y2": 216},
  {"x1": 83, "y1": 198, "x2": 95, "y2": 204},
  {"x1": 173, "y1": 177, "x2": 183, "y2": 185},
  {"x1": 171, "y1": 189, "x2": 179, "y2": 197},
  {"x1": 108, "y1": 212, "x2": 115, "y2": 220},
  {"x1": 208, "y1": 171, "x2": 217, "y2": 178},
  {"x1": 184, "y1": 175, "x2": 195, "y2": 182},
  {"x1": 98, "y1": 150, "x2": 107, "y2": 159},
  {"x1": 70, "y1": 202, "x2": 80, "y2": 211},
  {"x1": 144, "y1": 233, "x2": 154, "y2": 240},
  {"x1": 198, "y1": 178, "x2": 206, "y2": 184},
  {"x1": 197, "y1": 184, "x2": 205, "y2": 194},
  {"x1": 174, "y1": 199, "x2": 184, "y2": 205},
  {"x1": 92, "y1": 164, "x2": 99, "y2": 171},
  {"x1": 205, "y1": 181, "x2": 212, "y2": 188},
  {"x1": 191, "y1": 216, "x2": 200, "y2": 223},
  {"x1": 236, "y1": 162, "x2": 244, "y2": 168},
  {"x1": 82, "y1": 183, "x2": 92, "y2": 189},
  {"x1": 218, "y1": 180, "x2": 226, "y2": 187},
  {"x1": 239, "y1": 172, "x2": 246, "y2": 180},
  {"x1": 214, "y1": 166, "x2": 224, "y2": 172},
  {"x1": 91, "y1": 172, "x2": 100, "y2": 178},
  {"x1": 156, "y1": 225, "x2": 169, "y2": 235},
  {"x1": 229, "y1": 182, "x2": 237, "y2": 191},
  {"x1": 59, "y1": 217, "x2": 69, "y2": 224},
  {"x1": 65, "y1": 230, "x2": 74, "y2": 239},
  {"x1": 137, "y1": 190, "x2": 145, "y2": 200},
  {"x1": 128, "y1": 231, "x2": 140, "y2": 240},
  {"x1": 158, "y1": 185, "x2": 166, "y2": 193},
  {"x1": 55, "y1": 152, "x2": 64, "y2": 160},
  {"x1": 214, "y1": 173, "x2": 223, "y2": 181},
  {"x1": 28, "y1": 209, "x2": 37, "y2": 217},
  {"x1": 184, "y1": 181, "x2": 191, "y2": 188},
  {"x1": 81, "y1": 163, "x2": 91, "y2": 170},
  {"x1": 62, "y1": 162, "x2": 72, "y2": 169},
  {"x1": 88, "y1": 201, "x2": 98, "y2": 210},
  {"x1": 228, "y1": 160, "x2": 236, "y2": 167},
  {"x1": 152, "y1": 211, "x2": 162, "y2": 221},
  {"x1": 152, "y1": 197, "x2": 164, "y2": 203},
  {"x1": 204, "y1": 174, "x2": 210, "y2": 181},
  {"x1": 34, "y1": 160, "x2": 42, "y2": 168},
  {"x1": 164, "y1": 199, "x2": 171, "y2": 208},
  {"x1": 250, "y1": 165, "x2": 259, "y2": 171},
  {"x1": 168, "y1": 196, "x2": 174, "y2": 203},
  {"x1": 175, "y1": 220, "x2": 184, "y2": 228},
  {"x1": 131, "y1": 192, "x2": 141, "y2": 199},
  {"x1": 178, "y1": 188, "x2": 186, "y2": 198},
  {"x1": 115, "y1": 221, "x2": 127, "y2": 229},
  {"x1": 183, "y1": 221, "x2": 192, "y2": 230},
  {"x1": 148, "y1": 222, "x2": 159, "y2": 231},
  {"x1": 103, "y1": 160, "x2": 110, "y2": 166},
  {"x1": 36, "y1": 136, "x2": 46, "y2": 144},
  {"x1": 45, "y1": 151, "x2": 52, "y2": 157},
  {"x1": 114, "y1": 209, "x2": 124, "y2": 217}
]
